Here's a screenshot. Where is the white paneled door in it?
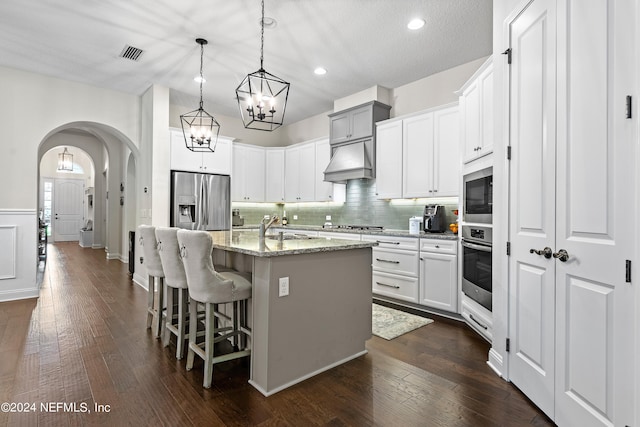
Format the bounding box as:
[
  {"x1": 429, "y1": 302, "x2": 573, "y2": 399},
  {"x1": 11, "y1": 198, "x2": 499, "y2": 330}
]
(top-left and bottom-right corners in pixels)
[
  {"x1": 53, "y1": 179, "x2": 84, "y2": 242},
  {"x1": 508, "y1": 0, "x2": 557, "y2": 417},
  {"x1": 508, "y1": 0, "x2": 636, "y2": 425}
]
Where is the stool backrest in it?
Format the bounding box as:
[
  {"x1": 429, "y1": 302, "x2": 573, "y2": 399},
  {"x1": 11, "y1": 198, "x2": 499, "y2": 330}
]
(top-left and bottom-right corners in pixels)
[
  {"x1": 176, "y1": 229, "x2": 233, "y2": 304},
  {"x1": 138, "y1": 225, "x2": 164, "y2": 277},
  {"x1": 155, "y1": 227, "x2": 187, "y2": 289}
]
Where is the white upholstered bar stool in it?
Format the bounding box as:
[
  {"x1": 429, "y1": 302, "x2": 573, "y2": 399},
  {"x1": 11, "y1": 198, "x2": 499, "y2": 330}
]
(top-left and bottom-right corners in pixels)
[
  {"x1": 176, "y1": 229, "x2": 252, "y2": 389},
  {"x1": 138, "y1": 225, "x2": 165, "y2": 338},
  {"x1": 155, "y1": 227, "x2": 189, "y2": 359}
]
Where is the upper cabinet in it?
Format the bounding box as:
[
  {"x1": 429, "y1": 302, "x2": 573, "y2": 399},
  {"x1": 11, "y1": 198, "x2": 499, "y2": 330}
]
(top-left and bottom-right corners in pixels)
[
  {"x1": 232, "y1": 143, "x2": 265, "y2": 202},
  {"x1": 375, "y1": 103, "x2": 460, "y2": 199},
  {"x1": 458, "y1": 57, "x2": 493, "y2": 164},
  {"x1": 329, "y1": 101, "x2": 391, "y2": 144},
  {"x1": 170, "y1": 129, "x2": 232, "y2": 175},
  {"x1": 375, "y1": 120, "x2": 404, "y2": 199},
  {"x1": 264, "y1": 148, "x2": 285, "y2": 203},
  {"x1": 285, "y1": 143, "x2": 316, "y2": 202}
]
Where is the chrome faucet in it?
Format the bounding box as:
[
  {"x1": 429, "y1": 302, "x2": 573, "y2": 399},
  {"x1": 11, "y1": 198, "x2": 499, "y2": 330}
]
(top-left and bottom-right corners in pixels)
[{"x1": 259, "y1": 215, "x2": 280, "y2": 240}]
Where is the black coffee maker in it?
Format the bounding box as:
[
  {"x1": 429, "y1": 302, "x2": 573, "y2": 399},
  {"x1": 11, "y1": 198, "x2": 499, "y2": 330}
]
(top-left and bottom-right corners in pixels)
[{"x1": 423, "y1": 205, "x2": 447, "y2": 233}]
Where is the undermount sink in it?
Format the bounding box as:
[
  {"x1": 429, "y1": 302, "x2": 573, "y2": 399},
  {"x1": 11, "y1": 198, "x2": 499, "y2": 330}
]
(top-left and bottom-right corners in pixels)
[{"x1": 266, "y1": 233, "x2": 315, "y2": 240}]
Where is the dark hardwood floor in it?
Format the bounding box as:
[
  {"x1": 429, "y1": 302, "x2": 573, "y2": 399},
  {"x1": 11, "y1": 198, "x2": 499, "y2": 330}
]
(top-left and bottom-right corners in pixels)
[{"x1": 0, "y1": 242, "x2": 554, "y2": 426}]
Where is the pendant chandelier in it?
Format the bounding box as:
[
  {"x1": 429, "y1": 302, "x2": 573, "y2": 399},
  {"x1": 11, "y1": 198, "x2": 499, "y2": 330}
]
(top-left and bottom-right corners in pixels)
[
  {"x1": 57, "y1": 147, "x2": 73, "y2": 171},
  {"x1": 180, "y1": 38, "x2": 220, "y2": 152},
  {"x1": 235, "y1": 0, "x2": 290, "y2": 131}
]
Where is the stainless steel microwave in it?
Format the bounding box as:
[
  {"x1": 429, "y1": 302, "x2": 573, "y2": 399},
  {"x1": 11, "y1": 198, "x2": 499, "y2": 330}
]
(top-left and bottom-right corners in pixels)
[{"x1": 463, "y1": 168, "x2": 493, "y2": 224}]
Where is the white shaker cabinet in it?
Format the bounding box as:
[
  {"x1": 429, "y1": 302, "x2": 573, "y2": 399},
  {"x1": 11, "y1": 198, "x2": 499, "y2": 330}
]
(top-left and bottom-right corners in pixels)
[
  {"x1": 419, "y1": 238, "x2": 457, "y2": 313},
  {"x1": 170, "y1": 129, "x2": 232, "y2": 175},
  {"x1": 284, "y1": 143, "x2": 315, "y2": 202},
  {"x1": 458, "y1": 57, "x2": 493, "y2": 164},
  {"x1": 376, "y1": 103, "x2": 459, "y2": 199},
  {"x1": 264, "y1": 148, "x2": 285, "y2": 203},
  {"x1": 375, "y1": 120, "x2": 403, "y2": 199},
  {"x1": 232, "y1": 143, "x2": 265, "y2": 202},
  {"x1": 362, "y1": 235, "x2": 420, "y2": 303}
]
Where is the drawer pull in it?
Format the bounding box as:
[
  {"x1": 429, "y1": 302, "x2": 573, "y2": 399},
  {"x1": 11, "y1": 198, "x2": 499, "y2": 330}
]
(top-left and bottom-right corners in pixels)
[
  {"x1": 469, "y1": 314, "x2": 488, "y2": 330},
  {"x1": 376, "y1": 281, "x2": 400, "y2": 289},
  {"x1": 377, "y1": 240, "x2": 401, "y2": 245},
  {"x1": 376, "y1": 258, "x2": 400, "y2": 264}
]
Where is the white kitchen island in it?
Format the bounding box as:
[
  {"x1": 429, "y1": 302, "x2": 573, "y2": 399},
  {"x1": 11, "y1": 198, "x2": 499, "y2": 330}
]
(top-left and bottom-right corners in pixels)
[{"x1": 207, "y1": 230, "x2": 375, "y2": 396}]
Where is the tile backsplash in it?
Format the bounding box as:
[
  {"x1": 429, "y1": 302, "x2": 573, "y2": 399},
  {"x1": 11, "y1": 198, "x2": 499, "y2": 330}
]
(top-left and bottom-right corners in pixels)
[{"x1": 233, "y1": 179, "x2": 459, "y2": 230}]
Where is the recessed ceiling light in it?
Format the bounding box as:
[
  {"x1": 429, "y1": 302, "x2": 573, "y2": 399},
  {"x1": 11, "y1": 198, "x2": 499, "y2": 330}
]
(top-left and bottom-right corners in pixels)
[
  {"x1": 194, "y1": 76, "x2": 206, "y2": 83},
  {"x1": 314, "y1": 67, "x2": 327, "y2": 76},
  {"x1": 407, "y1": 18, "x2": 425, "y2": 30}
]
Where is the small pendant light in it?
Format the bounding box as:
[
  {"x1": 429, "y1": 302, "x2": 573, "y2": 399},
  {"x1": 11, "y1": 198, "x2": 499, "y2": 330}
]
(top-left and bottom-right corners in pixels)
[
  {"x1": 57, "y1": 147, "x2": 73, "y2": 171},
  {"x1": 180, "y1": 38, "x2": 221, "y2": 152},
  {"x1": 235, "y1": 0, "x2": 290, "y2": 131}
]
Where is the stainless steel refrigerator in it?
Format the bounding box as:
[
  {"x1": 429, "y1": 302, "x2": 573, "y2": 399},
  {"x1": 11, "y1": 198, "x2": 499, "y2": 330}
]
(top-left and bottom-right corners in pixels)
[{"x1": 170, "y1": 170, "x2": 230, "y2": 230}]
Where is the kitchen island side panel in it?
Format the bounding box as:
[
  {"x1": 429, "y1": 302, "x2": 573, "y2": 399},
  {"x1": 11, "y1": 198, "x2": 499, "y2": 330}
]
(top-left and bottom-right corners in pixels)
[{"x1": 250, "y1": 248, "x2": 372, "y2": 395}]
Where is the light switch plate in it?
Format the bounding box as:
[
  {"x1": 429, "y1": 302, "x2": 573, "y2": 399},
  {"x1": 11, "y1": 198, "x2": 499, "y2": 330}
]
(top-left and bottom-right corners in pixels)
[
  {"x1": 326, "y1": 215, "x2": 331, "y2": 220},
  {"x1": 293, "y1": 215, "x2": 298, "y2": 220},
  {"x1": 279, "y1": 277, "x2": 289, "y2": 297}
]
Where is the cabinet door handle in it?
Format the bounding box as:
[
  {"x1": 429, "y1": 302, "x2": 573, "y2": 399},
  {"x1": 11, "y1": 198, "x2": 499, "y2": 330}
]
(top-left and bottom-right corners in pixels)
[
  {"x1": 469, "y1": 314, "x2": 488, "y2": 330},
  {"x1": 376, "y1": 258, "x2": 400, "y2": 264},
  {"x1": 376, "y1": 281, "x2": 400, "y2": 289},
  {"x1": 376, "y1": 240, "x2": 400, "y2": 245}
]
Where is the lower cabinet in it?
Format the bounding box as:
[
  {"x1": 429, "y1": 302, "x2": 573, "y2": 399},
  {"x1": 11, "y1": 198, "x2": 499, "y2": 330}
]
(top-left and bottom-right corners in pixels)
[
  {"x1": 362, "y1": 235, "x2": 420, "y2": 303},
  {"x1": 460, "y1": 294, "x2": 492, "y2": 342},
  {"x1": 419, "y1": 238, "x2": 458, "y2": 313}
]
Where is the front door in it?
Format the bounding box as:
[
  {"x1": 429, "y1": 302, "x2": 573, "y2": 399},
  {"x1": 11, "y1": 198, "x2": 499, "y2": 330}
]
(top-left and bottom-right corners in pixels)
[
  {"x1": 508, "y1": 0, "x2": 636, "y2": 425},
  {"x1": 53, "y1": 178, "x2": 84, "y2": 242}
]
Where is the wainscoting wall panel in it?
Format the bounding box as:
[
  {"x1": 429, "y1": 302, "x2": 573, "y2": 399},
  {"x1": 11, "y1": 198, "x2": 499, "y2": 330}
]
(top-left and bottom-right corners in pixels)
[{"x1": 0, "y1": 210, "x2": 38, "y2": 302}]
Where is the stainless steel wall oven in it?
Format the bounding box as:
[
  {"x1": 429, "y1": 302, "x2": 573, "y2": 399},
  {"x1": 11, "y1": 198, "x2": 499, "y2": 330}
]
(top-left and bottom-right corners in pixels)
[{"x1": 461, "y1": 225, "x2": 492, "y2": 311}]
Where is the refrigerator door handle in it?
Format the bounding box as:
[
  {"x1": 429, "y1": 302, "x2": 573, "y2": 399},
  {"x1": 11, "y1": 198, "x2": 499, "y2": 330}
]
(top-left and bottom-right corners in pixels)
[{"x1": 202, "y1": 176, "x2": 209, "y2": 228}]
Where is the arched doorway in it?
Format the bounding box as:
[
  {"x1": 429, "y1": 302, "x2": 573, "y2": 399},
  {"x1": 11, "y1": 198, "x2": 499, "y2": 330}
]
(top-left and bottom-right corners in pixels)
[
  {"x1": 39, "y1": 146, "x2": 95, "y2": 243},
  {"x1": 37, "y1": 122, "x2": 139, "y2": 265}
]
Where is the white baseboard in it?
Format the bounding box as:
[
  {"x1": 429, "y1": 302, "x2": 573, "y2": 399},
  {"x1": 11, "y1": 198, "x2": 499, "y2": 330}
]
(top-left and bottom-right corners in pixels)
[
  {"x1": 133, "y1": 273, "x2": 148, "y2": 290},
  {"x1": 487, "y1": 347, "x2": 505, "y2": 378},
  {"x1": 0, "y1": 288, "x2": 39, "y2": 302},
  {"x1": 106, "y1": 252, "x2": 121, "y2": 260}
]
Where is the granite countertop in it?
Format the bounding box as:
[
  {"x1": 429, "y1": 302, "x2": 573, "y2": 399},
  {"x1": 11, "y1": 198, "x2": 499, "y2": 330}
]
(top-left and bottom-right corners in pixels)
[
  {"x1": 207, "y1": 230, "x2": 376, "y2": 257},
  {"x1": 233, "y1": 224, "x2": 459, "y2": 240}
]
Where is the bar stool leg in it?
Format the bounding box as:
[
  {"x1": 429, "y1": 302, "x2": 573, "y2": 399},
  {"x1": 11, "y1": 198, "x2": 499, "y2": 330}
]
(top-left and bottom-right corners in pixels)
[
  {"x1": 203, "y1": 302, "x2": 215, "y2": 388},
  {"x1": 152, "y1": 278, "x2": 164, "y2": 338},
  {"x1": 163, "y1": 285, "x2": 175, "y2": 347},
  {"x1": 146, "y1": 275, "x2": 155, "y2": 329},
  {"x1": 186, "y1": 299, "x2": 198, "y2": 371},
  {"x1": 176, "y1": 289, "x2": 188, "y2": 359}
]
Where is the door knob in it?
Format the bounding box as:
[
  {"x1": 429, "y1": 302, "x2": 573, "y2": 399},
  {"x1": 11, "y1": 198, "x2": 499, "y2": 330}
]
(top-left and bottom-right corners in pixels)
[
  {"x1": 553, "y1": 249, "x2": 570, "y2": 262},
  {"x1": 530, "y1": 247, "x2": 553, "y2": 258}
]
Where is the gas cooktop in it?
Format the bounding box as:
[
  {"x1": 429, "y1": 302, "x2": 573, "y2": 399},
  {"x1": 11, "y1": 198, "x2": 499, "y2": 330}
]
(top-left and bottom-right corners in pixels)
[{"x1": 322, "y1": 224, "x2": 384, "y2": 231}]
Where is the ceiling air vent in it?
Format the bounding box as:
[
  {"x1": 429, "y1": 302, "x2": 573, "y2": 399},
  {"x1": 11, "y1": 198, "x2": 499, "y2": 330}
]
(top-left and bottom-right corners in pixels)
[{"x1": 119, "y1": 45, "x2": 144, "y2": 61}]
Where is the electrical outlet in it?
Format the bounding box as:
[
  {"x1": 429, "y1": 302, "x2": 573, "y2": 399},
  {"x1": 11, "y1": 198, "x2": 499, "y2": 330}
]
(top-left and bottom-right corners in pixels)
[
  {"x1": 293, "y1": 215, "x2": 298, "y2": 220},
  {"x1": 278, "y1": 277, "x2": 289, "y2": 297},
  {"x1": 326, "y1": 215, "x2": 332, "y2": 221},
  {"x1": 264, "y1": 214, "x2": 270, "y2": 220},
  {"x1": 139, "y1": 256, "x2": 144, "y2": 264}
]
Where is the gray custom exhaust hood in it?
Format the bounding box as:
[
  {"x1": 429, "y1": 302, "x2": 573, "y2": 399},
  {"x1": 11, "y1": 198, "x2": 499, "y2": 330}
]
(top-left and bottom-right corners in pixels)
[{"x1": 323, "y1": 139, "x2": 374, "y2": 183}]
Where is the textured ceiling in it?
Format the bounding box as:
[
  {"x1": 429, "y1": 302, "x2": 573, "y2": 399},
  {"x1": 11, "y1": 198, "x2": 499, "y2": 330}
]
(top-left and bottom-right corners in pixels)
[{"x1": 0, "y1": 0, "x2": 492, "y2": 124}]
